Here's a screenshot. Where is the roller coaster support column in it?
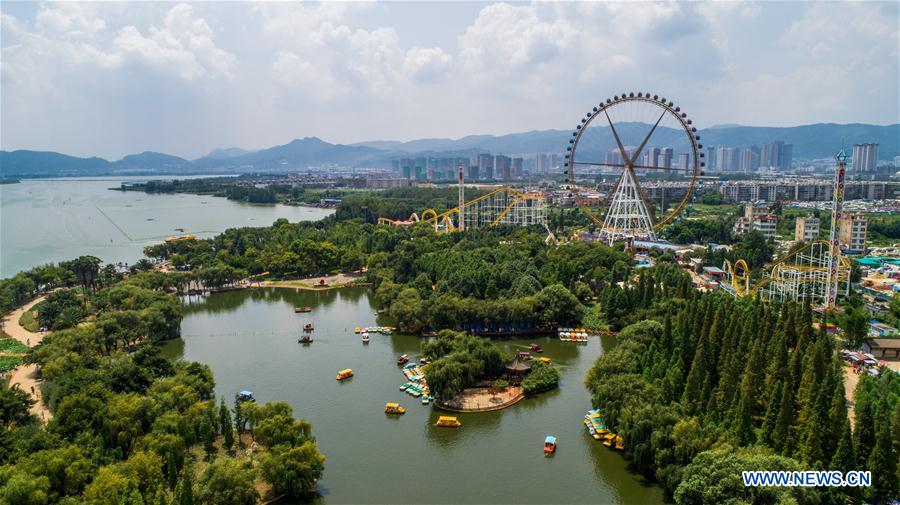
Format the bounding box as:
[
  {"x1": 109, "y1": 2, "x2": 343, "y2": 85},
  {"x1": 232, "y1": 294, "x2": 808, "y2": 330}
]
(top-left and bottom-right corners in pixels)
[
  {"x1": 825, "y1": 150, "x2": 847, "y2": 309},
  {"x1": 458, "y1": 163, "x2": 465, "y2": 232}
]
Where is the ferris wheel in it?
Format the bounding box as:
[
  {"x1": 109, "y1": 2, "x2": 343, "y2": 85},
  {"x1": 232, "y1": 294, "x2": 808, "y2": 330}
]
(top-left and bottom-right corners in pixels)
[{"x1": 565, "y1": 92, "x2": 703, "y2": 244}]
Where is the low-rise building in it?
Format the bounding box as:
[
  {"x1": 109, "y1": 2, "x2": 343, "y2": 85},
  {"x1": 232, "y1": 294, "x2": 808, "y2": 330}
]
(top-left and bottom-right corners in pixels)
[
  {"x1": 795, "y1": 215, "x2": 820, "y2": 242},
  {"x1": 861, "y1": 338, "x2": 900, "y2": 359},
  {"x1": 734, "y1": 203, "x2": 777, "y2": 240}
]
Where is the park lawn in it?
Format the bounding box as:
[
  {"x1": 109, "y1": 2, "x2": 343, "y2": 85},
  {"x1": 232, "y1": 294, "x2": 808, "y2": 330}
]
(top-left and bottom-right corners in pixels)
[{"x1": 0, "y1": 338, "x2": 29, "y2": 354}]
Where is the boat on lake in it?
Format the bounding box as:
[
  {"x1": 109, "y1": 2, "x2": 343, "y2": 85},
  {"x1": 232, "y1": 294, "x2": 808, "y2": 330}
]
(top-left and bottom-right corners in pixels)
[
  {"x1": 603, "y1": 433, "x2": 617, "y2": 447},
  {"x1": 336, "y1": 369, "x2": 353, "y2": 381},
  {"x1": 529, "y1": 343, "x2": 543, "y2": 352},
  {"x1": 304, "y1": 322, "x2": 315, "y2": 332},
  {"x1": 435, "y1": 416, "x2": 461, "y2": 427},
  {"x1": 362, "y1": 332, "x2": 370, "y2": 343},
  {"x1": 544, "y1": 435, "x2": 557, "y2": 454},
  {"x1": 295, "y1": 306, "x2": 312, "y2": 313},
  {"x1": 298, "y1": 335, "x2": 313, "y2": 344},
  {"x1": 354, "y1": 327, "x2": 361, "y2": 333},
  {"x1": 237, "y1": 390, "x2": 256, "y2": 403},
  {"x1": 615, "y1": 435, "x2": 624, "y2": 450},
  {"x1": 422, "y1": 395, "x2": 431, "y2": 405},
  {"x1": 539, "y1": 357, "x2": 551, "y2": 365},
  {"x1": 385, "y1": 402, "x2": 406, "y2": 415},
  {"x1": 397, "y1": 354, "x2": 409, "y2": 365}
]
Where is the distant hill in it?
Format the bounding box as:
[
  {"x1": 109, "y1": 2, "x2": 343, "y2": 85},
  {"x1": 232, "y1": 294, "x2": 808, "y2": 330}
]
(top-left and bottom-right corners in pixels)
[
  {"x1": 114, "y1": 151, "x2": 192, "y2": 171},
  {"x1": 0, "y1": 150, "x2": 110, "y2": 177},
  {"x1": 199, "y1": 147, "x2": 256, "y2": 160},
  {"x1": 193, "y1": 137, "x2": 390, "y2": 170},
  {"x1": 1, "y1": 123, "x2": 896, "y2": 177}
]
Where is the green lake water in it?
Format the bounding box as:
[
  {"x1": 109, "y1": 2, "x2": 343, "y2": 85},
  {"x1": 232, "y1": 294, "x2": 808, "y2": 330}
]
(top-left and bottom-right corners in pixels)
[
  {"x1": 0, "y1": 178, "x2": 332, "y2": 277},
  {"x1": 164, "y1": 287, "x2": 666, "y2": 505}
]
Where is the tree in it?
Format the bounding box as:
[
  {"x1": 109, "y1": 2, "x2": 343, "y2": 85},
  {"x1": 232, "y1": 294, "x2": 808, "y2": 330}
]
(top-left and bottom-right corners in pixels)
[
  {"x1": 0, "y1": 472, "x2": 51, "y2": 505},
  {"x1": 535, "y1": 284, "x2": 583, "y2": 326},
  {"x1": 197, "y1": 459, "x2": 258, "y2": 505},
  {"x1": 674, "y1": 446, "x2": 815, "y2": 505},
  {"x1": 841, "y1": 306, "x2": 870, "y2": 348},
  {"x1": 174, "y1": 468, "x2": 194, "y2": 505},
  {"x1": 219, "y1": 400, "x2": 234, "y2": 451},
  {"x1": 259, "y1": 442, "x2": 326, "y2": 497},
  {"x1": 0, "y1": 384, "x2": 36, "y2": 428},
  {"x1": 867, "y1": 419, "x2": 898, "y2": 500}
]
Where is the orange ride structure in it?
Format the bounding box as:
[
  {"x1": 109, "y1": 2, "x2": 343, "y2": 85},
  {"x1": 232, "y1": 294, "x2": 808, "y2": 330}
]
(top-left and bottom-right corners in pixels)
[{"x1": 377, "y1": 187, "x2": 547, "y2": 233}]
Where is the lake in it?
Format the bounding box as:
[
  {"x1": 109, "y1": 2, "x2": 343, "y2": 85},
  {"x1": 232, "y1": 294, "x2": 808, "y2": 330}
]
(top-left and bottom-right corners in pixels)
[
  {"x1": 0, "y1": 177, "x2": 333, "y2": 277},
  {"x1": 164, "y1": 287, "x2": 665, "y2": 505}
]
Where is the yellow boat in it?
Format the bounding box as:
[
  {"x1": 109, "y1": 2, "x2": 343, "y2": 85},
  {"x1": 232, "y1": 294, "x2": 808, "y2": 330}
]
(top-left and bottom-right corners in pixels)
[
  {"x1": 354, "y1": 327, "x2": 361, "y2": 333},
  {"x1": 539, "y1": 357, "x2": 552, "y2": 365},
  {"x1": 603, "y1": 433, "x2": 616, "y2": 447},
  {"x1": 435, "y1": 416, "x2": 461, "y2": 427},
  {"x1": 336, "y1": 369, "x2": 353, "y2": 381},
  {"x1": 384, "y1": 402, "x2": 406, "y2": 415},
  {"x1": 615, "y1": 435, "x2": 624, "y2": 450}
]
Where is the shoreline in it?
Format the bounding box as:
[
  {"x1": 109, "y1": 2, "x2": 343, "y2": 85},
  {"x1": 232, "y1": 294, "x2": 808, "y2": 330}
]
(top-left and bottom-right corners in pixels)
[{"x1": 435, "y1": 386, "x2": 526, "y2": 413}]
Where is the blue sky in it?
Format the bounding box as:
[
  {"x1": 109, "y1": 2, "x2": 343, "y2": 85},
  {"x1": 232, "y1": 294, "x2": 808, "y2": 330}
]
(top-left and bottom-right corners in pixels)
[{"x1": 1, "y1": 1, "x2": 898, "y2": 159}]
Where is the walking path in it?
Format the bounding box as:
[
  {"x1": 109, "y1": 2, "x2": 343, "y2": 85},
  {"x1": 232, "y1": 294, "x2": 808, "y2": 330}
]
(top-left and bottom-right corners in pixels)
[{"x1": 1, "y1": 296, "x2": 52, "y2": 422}]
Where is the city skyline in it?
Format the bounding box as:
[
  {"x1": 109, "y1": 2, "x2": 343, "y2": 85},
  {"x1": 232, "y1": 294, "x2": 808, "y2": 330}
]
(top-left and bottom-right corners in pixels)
[{"x1": 1, "y1": 1, "x2": 898, "y2": 159}]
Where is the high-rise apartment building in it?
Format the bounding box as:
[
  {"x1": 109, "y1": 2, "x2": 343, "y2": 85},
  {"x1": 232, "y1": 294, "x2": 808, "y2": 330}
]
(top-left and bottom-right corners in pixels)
[
  {"x1": 676, "y1": 153, "x2": 690, "y2": 170},
  {"x1": 840, "y1": 213, "x2": 867, "y2": 253},
  {"x1": 739, "y1": 146, "x2": 760, "y2": 172},
  {"x1": 643, "y1": 147, "x2": 661, "y2": 167},
  {"x1": 495, "y1": 155, "x2": 511, "y2": 180},
  {"x1": 657, "y1": 147, "x2": 673, "y2": 169},
  {"x1": 478, "y1": 153, "x2": 494, "y2": 180},
  {"x1": 794, "y1": 215, "x2": 820, "y2": 242},
  {"x1": 511, "y1": 158, "x2": 523, "y2": 179},
  {"x1": 852, "y1": 143, "x2": 879, "y2": 173},
  {"x1": 760, "y1": 141, "x2": 793, "y2": 170}
]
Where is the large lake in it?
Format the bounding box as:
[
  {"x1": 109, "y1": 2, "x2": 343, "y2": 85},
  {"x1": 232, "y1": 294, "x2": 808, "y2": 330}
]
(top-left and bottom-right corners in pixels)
[
  {"x1": 164, "y1": 287, "x2": 666, "y2": 505},
  {"x1": 0, "y1": 177, "x2": 332, "y2": 277}
]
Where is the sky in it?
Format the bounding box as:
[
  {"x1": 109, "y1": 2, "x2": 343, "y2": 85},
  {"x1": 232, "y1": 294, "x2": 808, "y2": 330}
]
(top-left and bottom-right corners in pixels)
[{"x1": 1, "y1": 1, "x2": 898, "y2": 160}]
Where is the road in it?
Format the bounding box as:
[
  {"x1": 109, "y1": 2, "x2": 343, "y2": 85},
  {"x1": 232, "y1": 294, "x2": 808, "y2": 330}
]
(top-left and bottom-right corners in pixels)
[{"x1": 2, "y1": 296, "x2": 52, "y2": 421}]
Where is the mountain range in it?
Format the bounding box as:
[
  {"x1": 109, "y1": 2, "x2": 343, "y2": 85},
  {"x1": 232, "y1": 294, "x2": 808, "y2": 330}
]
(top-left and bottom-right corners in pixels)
[{"x1": 1, "y1": 123, "x2": 897, "y2": 177}]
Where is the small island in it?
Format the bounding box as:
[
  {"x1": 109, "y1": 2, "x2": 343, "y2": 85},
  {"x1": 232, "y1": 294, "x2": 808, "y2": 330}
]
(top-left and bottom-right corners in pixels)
[{"x1": 422, "y1": 330, "x2": 560, "y2": 412}]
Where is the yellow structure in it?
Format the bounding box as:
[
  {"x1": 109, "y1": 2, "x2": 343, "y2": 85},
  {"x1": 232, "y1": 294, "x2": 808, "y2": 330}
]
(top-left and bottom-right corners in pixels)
[
  {"x1": 378, "y1": 187, "x2": 546, "y2": 232},
  {"x1": 722, "y1": 240, "x2": 851, "y2": 306},
  {"x1": 336, "y1": 369, "x2": 353, "y2": 381}
]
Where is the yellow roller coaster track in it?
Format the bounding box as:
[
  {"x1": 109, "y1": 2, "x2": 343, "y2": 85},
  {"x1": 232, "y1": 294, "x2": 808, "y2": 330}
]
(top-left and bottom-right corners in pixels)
[
  {"x1": 722, "y1": 240, "x2": 851, "y2": 298},
  {"x1": 377, "y1": 188, "x2": 544, "y2": 231}
]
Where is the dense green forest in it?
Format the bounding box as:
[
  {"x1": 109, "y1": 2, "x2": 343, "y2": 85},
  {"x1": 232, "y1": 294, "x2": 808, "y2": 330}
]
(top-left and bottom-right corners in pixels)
[
  {"x1": 0, "y1": 261, "x2": 325, "y2": 504},
  {"x1": 585, "y1": 266, "x2": 899, "y2": 503}
]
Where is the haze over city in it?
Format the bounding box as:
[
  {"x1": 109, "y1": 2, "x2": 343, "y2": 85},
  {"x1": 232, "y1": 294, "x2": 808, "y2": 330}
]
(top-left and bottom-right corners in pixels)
[{"x1": 1, "y1": 1, "x2": 898, "y2": 159}]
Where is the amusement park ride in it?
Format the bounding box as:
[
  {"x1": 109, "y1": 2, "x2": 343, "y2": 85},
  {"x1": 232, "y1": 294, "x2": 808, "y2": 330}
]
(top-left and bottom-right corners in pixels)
[
  {"x1": 376, "y1": 186, "x2": 547, "y2": 232},
  {"x1": 563, "y1": 92, "x2": 850, "y2": 309},
  {"x1": 380, "y1": 90, "x2": 851, "y2": 308}
]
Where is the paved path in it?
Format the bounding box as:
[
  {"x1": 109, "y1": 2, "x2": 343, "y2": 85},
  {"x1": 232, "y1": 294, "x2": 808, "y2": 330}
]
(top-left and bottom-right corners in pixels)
[{"x1": 2, "y1": 296, "x2": 52, "y2": 421}]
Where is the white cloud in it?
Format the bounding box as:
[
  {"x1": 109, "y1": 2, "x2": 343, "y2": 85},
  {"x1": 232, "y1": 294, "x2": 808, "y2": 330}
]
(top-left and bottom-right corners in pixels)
[
  {"x1": 1, "y1": 1, "x2": 897, "y2": 159},
  {"x1": 404, "y1": 47, "x2": 453, "y2": 83},
  {"x1": 113, "y1": 3, "x2": 235, "y2": 81}
]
